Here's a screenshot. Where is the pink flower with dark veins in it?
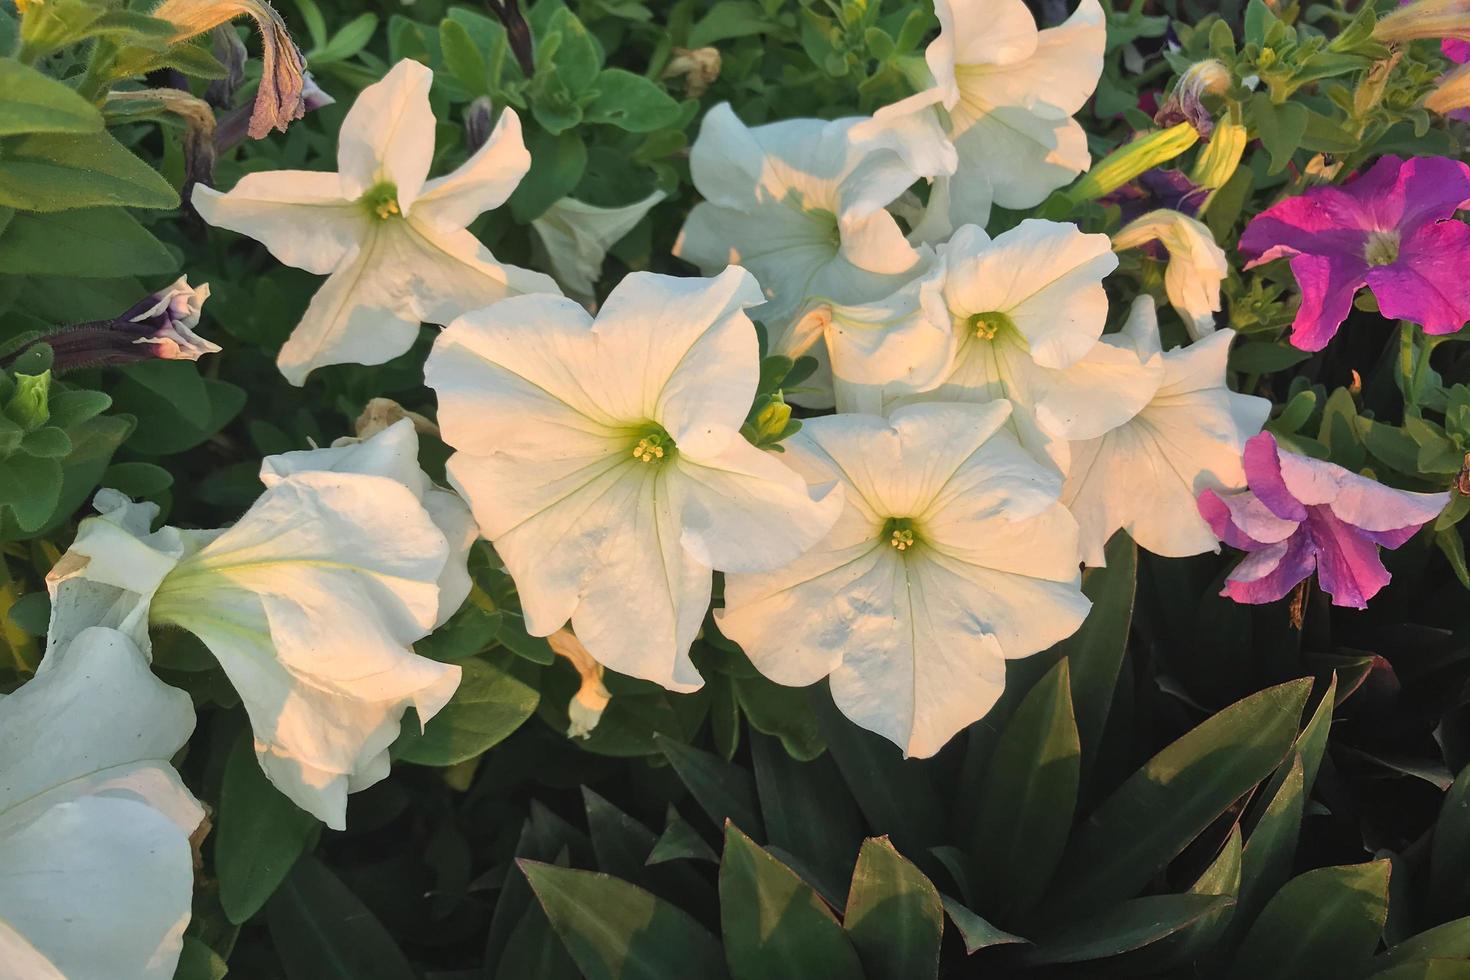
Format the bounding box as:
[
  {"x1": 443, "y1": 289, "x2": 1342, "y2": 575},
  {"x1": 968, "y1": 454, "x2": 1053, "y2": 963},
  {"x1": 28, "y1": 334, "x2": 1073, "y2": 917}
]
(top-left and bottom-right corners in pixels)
[
  {"x1": 1197, "y1": 432, "x2": 1448, "y2": 608},
  {"x1": 1238, "y1": 155, "x2": 1470, "y2": 351}
]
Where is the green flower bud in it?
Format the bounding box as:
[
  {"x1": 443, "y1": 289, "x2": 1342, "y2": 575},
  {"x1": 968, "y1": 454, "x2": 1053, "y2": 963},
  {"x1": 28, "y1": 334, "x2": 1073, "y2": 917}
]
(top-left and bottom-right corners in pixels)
[
  {"x1": 1066, "y1": 123, "x2": 1200, "y2": 205},
  {"x1": 5, "y1": 370, "x2": 50, "y2": 432}
]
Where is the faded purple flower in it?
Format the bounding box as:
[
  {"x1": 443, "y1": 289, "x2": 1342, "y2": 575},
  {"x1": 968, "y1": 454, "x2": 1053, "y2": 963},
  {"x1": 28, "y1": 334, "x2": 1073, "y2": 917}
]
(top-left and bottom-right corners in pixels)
[
  {"x1": 213, "y1": 72, "x2": 333, "y2": 158},
  {"x1": 1155, "y1": 59, "x2": 1230, "y2": 137},
  {"x1": 1198, "y1": 431, "x2": 1447, "y2": 608},
  {"x1": 15, "y1": 278, "x2": 221, "y2": 374},
  {"x1": 1239, "y1": 155, "x2": 1470, "y2": 351}
]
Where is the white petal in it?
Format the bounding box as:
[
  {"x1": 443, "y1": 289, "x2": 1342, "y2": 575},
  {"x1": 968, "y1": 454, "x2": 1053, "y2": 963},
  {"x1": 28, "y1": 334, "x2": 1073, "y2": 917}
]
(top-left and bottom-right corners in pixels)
[
  {"x1": 336, "y1": 58, "x2": 436, "y2": 208},
  {"x1": 954, "y1": 0, "x2": 1105, "y2": 115},
  {"x1": 826, "y1": 261, "x2": 956, "y2": 410},
  {"x1": 422, "y1": 487, "x2": 478, "y2": 626},
  {"x1": 0, "y1": 795, "x2": 195, "y2": 980},
  {"x1": 531, "y1": 191, "x2": 667, "y2": 298},
  {"x1": 0, "y1": 921, "x2": 64, "y2": 979},
  {"x1": 191, "y1": 170, "x2": 363, "y2": 275},
  {"x1": 412, "y1": 107, "x2": 532, "y2": 232},
  {"x1": 949, "y1": 107, "x2": 1091, "y2": 213},
  {"x1": 1114, "y1": 210, "x2": 1229, "y2": 340}
]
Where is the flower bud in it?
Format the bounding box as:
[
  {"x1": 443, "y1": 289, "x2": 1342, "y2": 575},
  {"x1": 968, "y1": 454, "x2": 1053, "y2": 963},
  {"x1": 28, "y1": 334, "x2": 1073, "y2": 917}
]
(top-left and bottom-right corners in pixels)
[
  {"x1": 1428, "y1": 61, "x2": 1470, "y2": 113},
  {"x1": 4, "y1": 371, "x2": 50, "y2": 431},
  {"x1": 1189, "y1": 120, "x2": 1248, "y2": 191},
  {"x1": 1155, "y1": 59, "x2": 1231, "y2": 137},
  {"x1": 1374, "y1": 0, "x2": 1470, "y2": 45},
  {"x1": 1067, "y1": 123, "x2": 1201, "y2": 204},
  {"x1": 464, "y1": 96, "x2": 494, "y2": 153}
]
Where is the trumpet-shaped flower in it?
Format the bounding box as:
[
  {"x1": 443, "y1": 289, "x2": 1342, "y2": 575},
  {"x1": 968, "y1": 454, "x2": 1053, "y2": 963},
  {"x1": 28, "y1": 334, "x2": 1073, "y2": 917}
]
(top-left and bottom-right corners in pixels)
[
  {"x1": 885, "y1": 220, "x2": 1161, "y2": 472},
  {"x1": 878, "y1": 0, "x2": 1106, "y2": 235},
  {"x1": 1239, "y1": 154, "x2": 1470, "y2": 351},
  {"x1": 1198, "y1": 432, "x2": 1449, "y2": 607},
  {"x1": 1, "y1": 627, "x2": 202, "y2": 979},
  {"x1": 1061, "y1": 298, "x2": 1271, "y2": 565},
  {"x1": 194, "y1": 59, "x2": 558, "y2": 385},
  {"x1": 672, "y1": 104, "x2": 949, "y2": 373},
  {"x1": 717, "y1": 402, "x2": 1089, "y2": 758},
  {"x1": 46, "y1": 456, "x2": 465, "y2": 829},
  {"x1": 1114, "y1": 209, "x2": 1230, "y2": 339},
  {"x1": 531, "y1": 191, "x2": 667, "y2": 300},
  {"x1": 424, "y1": 268, "x2": 843, "y2": 692}
]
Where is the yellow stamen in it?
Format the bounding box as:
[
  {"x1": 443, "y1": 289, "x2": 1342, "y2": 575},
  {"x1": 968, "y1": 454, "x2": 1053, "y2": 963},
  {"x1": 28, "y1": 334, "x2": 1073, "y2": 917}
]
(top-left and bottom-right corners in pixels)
[{"x1": 890, "y1": 528, "x2": 915, "y2": 551}]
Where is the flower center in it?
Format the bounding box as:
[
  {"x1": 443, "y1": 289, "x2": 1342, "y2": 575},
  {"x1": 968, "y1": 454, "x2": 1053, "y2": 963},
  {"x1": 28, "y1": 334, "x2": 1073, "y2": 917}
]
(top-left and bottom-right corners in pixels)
[
  {"x1": 883, "y1": 516, "x2": 919, "y2": 552},
  {"x1": 1364, "y1": 230, "x2": 1400, "y2": 267},
  {"x1": 967, "y1": 310, "x2": 1015, "y2": 341},
  {"x1": 631, "y1": 424, "x2": 675, "y2": 464},
  {"x1": 361, "y1": 181, "x2": 402, "y2": 221}
]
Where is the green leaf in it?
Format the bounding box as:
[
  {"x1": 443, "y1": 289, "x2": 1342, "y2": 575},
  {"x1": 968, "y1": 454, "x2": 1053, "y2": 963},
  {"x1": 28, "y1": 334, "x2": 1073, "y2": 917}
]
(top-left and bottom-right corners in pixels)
[
  {"x1": 0, "y1": 207, "x2": 176, "y2": 277},
  {"x1": 1027, "y1": 894, "x2": 1235, "y2": 965},
  {"x1": 975, "y1": 658, "x2": 1080, "y2": 917},
  {"x1": 217, "y1": 735, "x2": 319, "y2": 925},
  {"x1": 440, "y1": 18, "x2": 489, "y2": 96},
  {"x1": 648, "y1": 806, "x2": 719, "y2": 865},
  {"x1": 844, "y1": 837, "x2": 943, "y2": 980},
  {"x1": 174, "y1": 937, "x2": 229, "y2": 980},
  {"x1": 1236, "y1": 753, "x2": 1306, "y2": 938},
  {"x1": 749, "y1": 730, "x2": 862, "y2": 903},
  {"x1": 311, "y1": 13, "x2": 378, "y2": 65},
  {"x1": 0, "y1": 130, "x2": 179, "y2": 212},
  {"x1": 393, "y1": 654, "x2": 539, "y2": 766},
  {"x1": 657, "y1": 733, "x2": 764, "y2": 839},
  {"x1": 267, "y1": 857, "x2": 415, "y2": 980},
  {"x1": 509, "y1": 128, "x2": 587, "y2": 223},
  {"x1": 736, "y1": 673, "x2": 823, "y2": 760},
  {"x1": 0, "y1": 451, "x2": 61, "y2": 531},
  {"x1": 544, "y1": 8, "x2": 602, "y2": 92},
  {"x1": 1047, "y1": 679, "x2": 1311, "y2": 916},
  {"x1": 1429, "y1": 765, "x2": 1470, "y2": 915},
  {"x1": 584, "y1": 69, "x2": 682, "y2": 132},
  {"x1": 1229, "y1": 860, "x2": 1391, "y2": 980},
  {"x1": 1248, "y1": 94, "x2": 1308, "y2": 175},
  {"x1": 1374, "y1": 917, "x2": 1470, "y2": 972},
  {"x1": 1230, "y1": 341, "x2": 1312, "y2": 375},
  {"x1": 719, "y1": 823, "x2": 864, "y2": 980},
  {"x1": 939, "y1": 895, "x2": 1028, "y2": 954},
  {"x1": 18, "y1": 425, "x2": 70, "y2": 458},
  {"x1": 521, "y1": 860, "x2": 729, "y2": 980},
  {"x1": 45, "y1": 388, "x2": 111, "y2": 430},
  {"x1": 0, "y1": 58, "x2": 103, "y2": 136}
]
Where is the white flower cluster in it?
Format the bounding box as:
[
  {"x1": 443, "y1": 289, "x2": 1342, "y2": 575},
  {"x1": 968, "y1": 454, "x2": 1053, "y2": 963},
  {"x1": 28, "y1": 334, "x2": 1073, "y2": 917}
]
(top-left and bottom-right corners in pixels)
[{"x1": 4, "y1": 1, "x2": 1268, "y2": 972}]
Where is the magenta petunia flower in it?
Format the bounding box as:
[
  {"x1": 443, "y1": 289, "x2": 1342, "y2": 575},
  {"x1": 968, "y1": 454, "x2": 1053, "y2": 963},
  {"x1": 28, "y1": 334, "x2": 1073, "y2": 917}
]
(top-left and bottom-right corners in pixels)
[
  {"x1": 1198, "y1": 432, "x2": 1448, "y2": 609},
  {"x1": 1238, "y1": 155, "x2": 1470, "y2": 351}
]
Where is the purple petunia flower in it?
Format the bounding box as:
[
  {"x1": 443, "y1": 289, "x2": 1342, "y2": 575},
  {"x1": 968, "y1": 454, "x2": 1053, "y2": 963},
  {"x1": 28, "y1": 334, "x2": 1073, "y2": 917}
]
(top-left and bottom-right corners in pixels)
[
  {"x1": 1238, "y1": 155, "x2": 1470, "y2": 351},
  {"x1": 1197, "y1": 431, "x2": 1448, "y2": 609}
]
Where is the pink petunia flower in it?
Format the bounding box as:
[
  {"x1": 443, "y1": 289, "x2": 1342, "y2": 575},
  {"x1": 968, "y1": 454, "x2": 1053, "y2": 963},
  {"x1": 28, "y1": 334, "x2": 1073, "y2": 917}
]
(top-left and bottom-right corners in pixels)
[
  {"x1": 1238, "y1": 155, "x2": 1470, "y2": 351},
  {"x1": 1197, "y1": 432, "x2": 1448, "y2": 608}
]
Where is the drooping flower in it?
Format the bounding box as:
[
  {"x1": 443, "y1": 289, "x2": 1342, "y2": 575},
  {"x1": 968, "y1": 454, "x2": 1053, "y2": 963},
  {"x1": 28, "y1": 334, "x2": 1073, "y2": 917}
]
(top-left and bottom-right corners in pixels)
[
  {"x1": 425, "y1": 268, "x2": 843, "y2": 692},
  {"x1": 1238, "y1": 154, "x2": 1470, "y2": 351},
  {"x1": 672, "y1": 103, "x2": 951, "y2": 392},
  {"x1": 1061, "y1": 297, "x2": 1271, "y2": 565},
  {"x1": 1198, "y1": 431, "x2": 1449, "y2": 608},
  {"x1": 717, "y1": 402, "x2": 1090, "y2": 758},
  {"x1": 876, "y1": 0, "x2": 1106, "y2": 235},
  {"x1": 0, "y1": 626, "x2": 203, "y2": 979},
  {"x1": 1114, "y1": 209, "x2": 1230, "y2": 339},
  {"x1": 194, "y1": 59, "x2": 558, "y2": 385},
  {"x1": 531, "y1": 191, "x2": 668, "y2": 300},
  {"x1": 46, "y1": 432, "x2": 467, "y2": 828},
  {"x1": 1154, "y1": 59, "x2": 1231, "y2": 137},
  {"x1": 215, "y1": 71, "x2": 334, "y2": 155},
  {"x1": 7, "y1": 277, "x2": 220, "y2": 374},
  {"x1": 883, "y1": 220, "x2": 1162, "y2": 473}
]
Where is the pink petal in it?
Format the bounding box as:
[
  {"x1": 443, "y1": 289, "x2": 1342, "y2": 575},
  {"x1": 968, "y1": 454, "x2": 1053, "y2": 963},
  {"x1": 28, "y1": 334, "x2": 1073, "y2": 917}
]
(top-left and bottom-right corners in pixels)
[
  {"x1": 1285, "y1": 252, "x2": 1369, "y2": 351},
  {"x1": 1239, "y1": 186, "x2": 1374, "y2": 265},
  {"x1": 1363, "y1": 155, "x2": 1470, "y2": 234},
  {"x1": 1368, "y1": 219, "x2": 1470, "y2": 334},
  {"x1": 1242, "y1": 432, "x2": 1309, "y2": 521},
  {"x1": 1198, "y1": 488, "x2": 1299, "y2": 548},
  {"x1": 1308, "y1": 506, "x2": 1392, "y2": 609},
  {"x1": 1221, "y1": 533, "x2": 1316, "y2": 605}
]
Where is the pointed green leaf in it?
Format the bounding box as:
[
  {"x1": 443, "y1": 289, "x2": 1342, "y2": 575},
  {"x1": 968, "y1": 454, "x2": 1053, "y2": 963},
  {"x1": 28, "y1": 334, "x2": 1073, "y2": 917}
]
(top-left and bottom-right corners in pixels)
[
  {"x1": 1048, "y1": 679, "x2": 1311, "y2": 915},
  {"x1": 1374, "y1": 917, "x2": 1470, "y2": 972},
  {"x1": 1026, "y1": 894, "x2": 1234, "y2": 965},
  {"x1": 1429, "y1": 765, "x2": 1470, "y2": 916},
  {"x1": 583, "y1": 787, "x2": 658, "y2": 882},
  {"x1": 521, "y1": 860, "x2": 729, "y2": 980},
  {"x1": 750, "y1": 730, "x2": 863, "y2": 903},
  {"x1": 217, "y1": 736, "x2": 318, "y2": 924},
  {"x1": 0, "y1": 58, "x2": 103, "y2": 136},
  {"x1": 719, "y1": 823, "x2": 863, "y2": 980},
  {"x1": 393, "y1": 654, "x2": 538, "y2": 765},
  {"x1": 1235, "y1": 753, "x2": 1306, "y2": 940},
  {"x1": 267, "y1": 857, "x2": 415, "y2": 980},
  {"x1": 844, "y1": 837, "x2": 943, "y2": 980},
  {"x1": 0, "y1": 130, "x2": 178, "y2": 212},
  {"x1": 648, "y1": 806, "x2": 719, "y2": 865},
  {"x1": 939, "y1": 895, "x2": 1028, "y2": 954},
  {"x1": 1230, "y1": 860, "x2": 1391, "y2": 980},
  {"x1": 657, "y1": 734, "x2": 764, "y2": 840}
]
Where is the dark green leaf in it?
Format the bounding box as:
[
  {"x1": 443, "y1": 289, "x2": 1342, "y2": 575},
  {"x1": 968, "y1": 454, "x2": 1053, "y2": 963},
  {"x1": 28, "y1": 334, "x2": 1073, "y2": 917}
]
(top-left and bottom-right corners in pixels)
[
  {"x1": 1027, "y1": 895, "x2": 1234, "y2": 965},
  {"x1": 267, "y1": 857, "x2": 415, "y2": 980},
  {"x1": 1429, "y1": 765, "x2": 1470, "y2": 915},
  {"x1": 657, "y1": 733, "x2": 764, "y2": 839},
  {"x1": 393, "y1": 654, "x2": 539, "y2": 766},
  {"x1": 1230, "y1": 860, "x2": 1391, "y2": 980},
  {"x1": 844, "y1": 837, "x2": 943, "y2": 980},
  {"x1": 939, "y1": 895, "x2": 1028, "y2": 954},
  {"x1": 1374, "y1": 917, "x2": 1470, "y2": 972},
  {"x1": 217, "y1": 736, "x2": 318, "y2": 924}
]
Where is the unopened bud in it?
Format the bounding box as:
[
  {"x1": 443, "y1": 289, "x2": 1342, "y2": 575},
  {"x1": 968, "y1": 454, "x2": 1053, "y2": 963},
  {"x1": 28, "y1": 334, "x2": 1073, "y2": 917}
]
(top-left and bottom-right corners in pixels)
[
  {"x1": 1428, "y1": 61, "x2": 1470, "y2": 114},
  {"x1": 1067, "y1": 123, "x2": 1200, "y2": 204},
  {"x1": 464, "y1": 96, "x2": 493, "y2": 152},
  {"x1": 1189, "y1": 120, "x2": 1247, "y2": 191},
  {"x1": 5, "y1": 371, "x2": 50, "y2": 431},
  {"x1": 1374, "y1": 0, "x2": 1470, "y2": 45}
]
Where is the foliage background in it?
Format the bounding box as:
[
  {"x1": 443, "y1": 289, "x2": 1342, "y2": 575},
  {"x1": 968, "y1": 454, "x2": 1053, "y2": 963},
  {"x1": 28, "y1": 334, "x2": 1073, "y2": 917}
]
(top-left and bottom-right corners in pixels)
[{"x1": 5, "y1": 0, "x2": 1470, "y2": 977}]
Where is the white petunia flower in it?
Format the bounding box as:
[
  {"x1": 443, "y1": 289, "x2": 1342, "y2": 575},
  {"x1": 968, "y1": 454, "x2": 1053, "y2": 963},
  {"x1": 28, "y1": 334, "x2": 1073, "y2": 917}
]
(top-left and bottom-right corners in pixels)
[
  {"x1": 717, "y1": 402, "x2": 1090, "y2": 758},
  {"x1": 46, "y1": 455, "x2": 465, "y2": 830},
  {"x1": 884, "y1": 220, "x2": 1163, "y2": 473},
  {"x1": 532, "y1": 191, "x2": 668, "y2": 300},
  {"x1": 425, "y1": 267, "x2": 843, "y2": 692},
  {"x1": 672, "y1": 103, "x2": 952, "y2": 401},
  {"x1": 879, "y1": 0, "x2": 1106, "y2": 236},
  {"x1": 1112, "y1": 209, "x2": 1230, "y2": 339},
  {"x1": 0, "y1": 627, "x2": 203, "y2": 980},
  {"x1": 1061, "y1": 297, "x2": 1271, "y2": 565},
  {"x1": 193, "y1": 59, "x2": 558, "y2": 385}
]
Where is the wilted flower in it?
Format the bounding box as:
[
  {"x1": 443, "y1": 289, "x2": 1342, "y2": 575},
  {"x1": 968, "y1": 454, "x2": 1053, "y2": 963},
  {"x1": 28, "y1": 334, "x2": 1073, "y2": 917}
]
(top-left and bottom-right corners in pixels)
[
  {"x1": 531, "y1": 191, "x2": 667, "y2": 299},
  {"x1": 195, "y1": 59, "x2": 558, "y2": 384},
  {"x1": 874, "y1": 0, "x2": 1106, "y2": 233},
  {"x1": 883, "y1": 220, "x2": 1160, "y2": 473},
  {"x1": 1154, "y1": 59, "x2": 1231, "y2": 137},
  {"x1": 661, "y1": 46, "x2": 721, "y2": 98},
  {"x1": 718, "y1": 402, "x2": 1090, "y2": 758},
  {"x1": 215, "y1": 71, "x2": 333, "y2": 155},
  {"x1": 12, "y1": 277, "x2": 219, "y2": 374},
  {"x1": 107, "y1": 88, "x2": 219, "y2": 188},
  {"x1": 1114, "y1": 209, "x2": 1230, "y2": 339},
  {"x1": 673, "y1": 103, "x2": 950, "y2": 402},
  {"x1": 1239, "y1": 154, "x2": 1470, "y2": 351},
  {"x1": 150, "y1": 0, "x2": 306, "y2": 139},
  {"x1": 1198, "y1": 431, "x2": 1449, "y2": 607},
  {"x1": 0, "y1": 627, "x2": 203, "y2": 979},
  {"x1": 425, "y1": 268, "x2": 843, "y2": 692},
  {"x1": 1061, "y1": 297, "x2": 1271, "y2": 565},
  {"x1": 546, "y1": 629, "x2": 611, "y2": 738},
  {"x1": 46, "y1": 429, "x2": 469, "y2": 829}
]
